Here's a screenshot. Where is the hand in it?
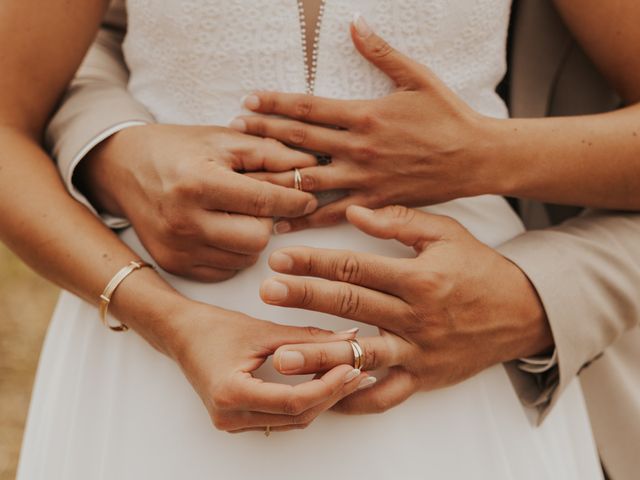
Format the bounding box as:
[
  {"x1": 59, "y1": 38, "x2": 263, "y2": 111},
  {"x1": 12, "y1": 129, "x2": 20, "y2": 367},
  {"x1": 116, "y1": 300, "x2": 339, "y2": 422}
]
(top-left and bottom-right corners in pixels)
[
  {"x1": 231, "y1": 15, "x2": 498, "y2": 232},
  {"x1": 77, "y1": 124, "x2": 319, "y2": 281},
  {"x1": 259, "y1": 205, "x2": 554, "y2": 414},
  {"x1": 163, "y1": 299, "x2": 371, "y2": 433}
]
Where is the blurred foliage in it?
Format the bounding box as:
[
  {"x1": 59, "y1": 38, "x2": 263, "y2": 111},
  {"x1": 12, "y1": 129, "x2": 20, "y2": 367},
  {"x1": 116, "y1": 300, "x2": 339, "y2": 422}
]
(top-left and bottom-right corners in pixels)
[{"x1": 0, "y1": 244, "x2": 58, "y2": 480}]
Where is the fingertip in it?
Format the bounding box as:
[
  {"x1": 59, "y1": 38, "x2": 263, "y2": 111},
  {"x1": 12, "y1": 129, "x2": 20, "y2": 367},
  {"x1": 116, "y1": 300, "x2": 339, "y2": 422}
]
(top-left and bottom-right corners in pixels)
[
  {"x1": 260, "y1": 278, "x2": 289, "y2": 304},
  {"x1": 228, "y1": 117, "x2": 247, "y2": 132},
  {"x1": 269, "y1": 251, "x2": 294, "y2": 273},
  {"x1": 241, "y1": 94, "x2": 261, "y2": 111}
]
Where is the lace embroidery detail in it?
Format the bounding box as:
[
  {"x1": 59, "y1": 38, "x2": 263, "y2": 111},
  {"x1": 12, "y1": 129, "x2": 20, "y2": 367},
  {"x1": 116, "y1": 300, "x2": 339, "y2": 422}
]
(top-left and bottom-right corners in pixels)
[{"x1": 123, "y1": 0, "x2": 512, "y2": 126}]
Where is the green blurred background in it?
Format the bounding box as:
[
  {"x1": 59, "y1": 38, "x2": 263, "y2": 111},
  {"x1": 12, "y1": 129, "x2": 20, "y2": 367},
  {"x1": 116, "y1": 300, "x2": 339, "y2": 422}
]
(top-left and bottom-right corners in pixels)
[{"x1": 0, "y1": 245, "x2": 58, "y2": 480}]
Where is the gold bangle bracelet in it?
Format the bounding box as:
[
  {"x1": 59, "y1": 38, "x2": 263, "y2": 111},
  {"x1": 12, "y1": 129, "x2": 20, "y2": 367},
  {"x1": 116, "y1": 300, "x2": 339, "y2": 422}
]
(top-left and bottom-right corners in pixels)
[{"x1": 98, "y1": 260, "x2": 155, "y2": 332}]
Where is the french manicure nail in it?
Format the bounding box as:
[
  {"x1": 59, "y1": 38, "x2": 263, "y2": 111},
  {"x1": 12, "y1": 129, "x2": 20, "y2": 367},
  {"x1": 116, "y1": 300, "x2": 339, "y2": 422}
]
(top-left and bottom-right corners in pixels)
[
  {"x1": 228, "y1": 118, "x2": 247, "y2": 132},
  {"x1": 344, "y1": 368, "x2": 361, "y2": 383},
  {"x1": 261, "y1": 279, "x2": 289, "y2": 302},
  {"x1": 337, "y1": 327, "x2": 360, "y2": 335},
  {"x1": 273, "y1": 221, "x2": 292, "y2": 235},
  {"x1": 270, "y1": 252, "x2": 294, "y2": 272},
  {"x1": 357, "y1": 376, "x2": 377, "y2": 391},
  {"x1": 353, "y1": 13, "x2": 373, "y2": 38},
  {"x1": 243, "y1": 94, "x2": 261, "y2": 110},
  {"x1": 278, "y1": 351, "x2": 305, "y2": 372}
]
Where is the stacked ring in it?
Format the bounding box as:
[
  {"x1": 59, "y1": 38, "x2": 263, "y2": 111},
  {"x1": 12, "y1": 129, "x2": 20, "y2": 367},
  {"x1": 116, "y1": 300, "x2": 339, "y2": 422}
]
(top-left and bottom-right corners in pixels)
[
  {"x1": 347, "y1": 339, "x2": 364, "y2": 371},
  {"x1": 293, "y1": 168, "x2": 303, "y2": 191}
]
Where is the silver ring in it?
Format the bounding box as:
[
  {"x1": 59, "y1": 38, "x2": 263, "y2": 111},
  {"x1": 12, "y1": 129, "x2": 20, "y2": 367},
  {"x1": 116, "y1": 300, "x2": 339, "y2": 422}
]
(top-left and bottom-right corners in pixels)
[
  {"x1": 347, "y1": 339, "x2": 364, "y2": 371},
  {"x1": 293, "y1": 168, "x2": 303, "y2": 191}
]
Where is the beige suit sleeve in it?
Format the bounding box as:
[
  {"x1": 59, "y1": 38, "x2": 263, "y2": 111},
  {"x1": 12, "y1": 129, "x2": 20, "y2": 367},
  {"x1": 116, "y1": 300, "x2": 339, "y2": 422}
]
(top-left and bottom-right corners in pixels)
[
  {"x1": 45, "y1": 19, "x2": 154, "y2": 228},
  {"x1": 498, "y1": 210, "x2": 640, "y2": 422}
]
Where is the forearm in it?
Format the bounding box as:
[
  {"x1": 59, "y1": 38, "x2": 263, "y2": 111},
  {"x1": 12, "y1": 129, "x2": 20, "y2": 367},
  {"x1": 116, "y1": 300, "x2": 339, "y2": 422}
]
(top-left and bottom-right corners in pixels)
[
  {"x1": 0, "y1": 126, "x2": 187, "y2": 356},
  {"x1": 483, "y1": 105, "x2": 640, "y2": 210}
]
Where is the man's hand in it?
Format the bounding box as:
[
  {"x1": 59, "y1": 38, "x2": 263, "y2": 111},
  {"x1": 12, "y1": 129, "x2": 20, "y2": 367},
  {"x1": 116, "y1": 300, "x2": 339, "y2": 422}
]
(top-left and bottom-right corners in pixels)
[
  {"x1": 259, "y1": 205, "x2": 554, "y2": 414},
  {"x1": 77, "y1": 124, "x2": 319, "y2": 282},
  {"x1": 231, "y1": 15, "x2": 498, "y2": 232}
]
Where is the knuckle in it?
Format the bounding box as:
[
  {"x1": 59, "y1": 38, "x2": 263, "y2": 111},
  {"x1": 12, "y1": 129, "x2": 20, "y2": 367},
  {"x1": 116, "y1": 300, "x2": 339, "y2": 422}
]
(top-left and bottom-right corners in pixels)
[
  {"x1": 251, "y1": 118, "x2": 268, "y2": 137},
  {"x1": 211, "y1": 388, "x2": 236, "y2": 411},
  {"x1": 283, "y1": 396, "x2": 305, "y2": 416},
  {"x1": 251, "y1": 188, "x2": 275, "y2": 216},
  {"x1": 294, "y1": 96, "x2": 314, "y2": 119},
  {"x1": 313, "y1": 348, "x2": 330, "y2": 370},
  {"x1": 335, "y1": 254, "x2": 362, "y2": 284},
  {"x1": 304, "y1": 325, "x2": 328, "y2": 338},
  {"x1": 337, "y1": 285, "x2": 361, "y2": 318},
  {"x1": 357, "y1": 110, "x2": 381, "y2": 132},
  {"x1": 372, "y1": 396, "x2": 394, "y2": 414},
  {"x1": 288, "y1": 126, "x2": 308, "y2": 146},
  {"x1": 300, "y1": 282, "x2": 315, "y2": 308},
  {"x1": 363, "y1": 345, "x2": 378, "y2": 370},
  {"x1": 387, "y1": 204, "x2": 416, "y2": 223},
  {"x1": 371, "y1": 39, "x2": 394, "y2": 60},
  {"x1": 210, "y1": 413, "x2": 231, "y2": 432},
  {"x1": 350, "y1": 141, "x2": 379, "y2": 162}
]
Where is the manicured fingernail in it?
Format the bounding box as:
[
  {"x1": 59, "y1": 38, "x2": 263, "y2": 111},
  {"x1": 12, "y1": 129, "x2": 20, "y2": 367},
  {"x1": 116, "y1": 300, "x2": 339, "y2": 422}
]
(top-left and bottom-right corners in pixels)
[
  {"x1": 304, "y1": 200, "x2": 317, "y2": 215},
  {"x1": 337, "y1": 327, "x2": 360, "y2": 335},
  {"x1": 353, "y1": 13, "x2": 373, "y2": 38},
  {"x1": 357, "y1": 376, "x2": 377, "y2": 391},
  {"x1": 273, "y1": 221, "x2": 291, "y2": 235},
  {"x1": 261, "y1": 279, "x2": 289, "y2": 302},
  {"x1": 278, "y1": 351, "x2": 305, "y2": 372},
  {"x1": 228, "y1": 118, "x2": 246, "y2": 132},
  {"x1": 270, "y1": 252, "x2": 293, "y2": 272},
  {"x1": 243, "y1": 94, "x2": 261, "y2": 110},
  {"x1": 344, "y1": 368, "x2": 361, "y2": 383}
]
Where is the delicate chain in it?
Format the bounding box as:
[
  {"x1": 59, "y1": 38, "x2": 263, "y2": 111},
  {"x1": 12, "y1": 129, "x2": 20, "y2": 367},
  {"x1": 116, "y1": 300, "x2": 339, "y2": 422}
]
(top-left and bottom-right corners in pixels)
[{"x1": 297, "y1": 0, "x2": 327, "y2": 95}]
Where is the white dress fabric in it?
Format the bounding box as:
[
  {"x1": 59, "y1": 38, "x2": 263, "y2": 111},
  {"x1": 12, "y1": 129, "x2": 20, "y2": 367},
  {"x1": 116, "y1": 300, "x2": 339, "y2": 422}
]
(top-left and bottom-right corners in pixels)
[{"x1": 19, "y1": 1, "x2": 602, "y2": 479}]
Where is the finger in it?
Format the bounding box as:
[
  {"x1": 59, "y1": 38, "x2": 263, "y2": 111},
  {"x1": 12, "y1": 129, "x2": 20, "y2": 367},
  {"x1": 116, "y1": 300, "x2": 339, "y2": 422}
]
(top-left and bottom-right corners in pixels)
[
  {"x1": 228, "y1": 134, "x2": 319, "y2": 172},
  {"x1": 196, "y1": 211, "x2": 272, "y2": 255},
  {"x1": 260, "y1": 275, "x2": 412, "y2": 329},
  {"x1": 273, "y1": 335, "x2": 405, "y2": 375},
  {"x1": 246, "y1": 163, "x2": 358, "y2": 193},
  {"x1": 231, "y1": 115, "x2": 348, "y2": 154},
  {"x1": 192, "y1": 246, "x2": 259, "y2": 271},
  {"x1": 221, "y1": 369, "x2": 368, "y2": 432},
  {"x1": 333, "y1": 367, "x2": 417, "y2": 414},
  {"x1": 346, "y1": 205, "x2": 461, "y2": 253},
  {"x1": 277, "y1": 193, "x2": 383, "y2": 233},
  {"x1": 202, "y1": 171, "x2": 318, "y2": 218},
  {"x1": 240, "y1": 91, "x2": 363, "y2": 128},
  {"x1": 266, "y1": 246, "x2": 410, "y2": 294},
  {"x1": 231, "y1": 364, "x2": 359, "y2": 415},
  {"x1": 350, "y1": 15, "x2": 432, "y2": 90}
]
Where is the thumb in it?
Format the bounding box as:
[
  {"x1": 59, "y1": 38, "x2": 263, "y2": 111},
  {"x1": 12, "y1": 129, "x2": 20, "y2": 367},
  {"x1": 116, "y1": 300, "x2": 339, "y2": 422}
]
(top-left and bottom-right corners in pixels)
[
  {"x1": 346, "y1": 205, "x2": 460, "y2": 253},
  {"x1": 350, "y1": 14, "x2": 431, "y2": 90}
]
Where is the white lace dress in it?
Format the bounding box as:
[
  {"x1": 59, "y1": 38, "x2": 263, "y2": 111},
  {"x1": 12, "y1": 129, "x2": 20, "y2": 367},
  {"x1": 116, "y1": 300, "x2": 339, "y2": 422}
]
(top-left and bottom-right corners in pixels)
[{"x1": 18, "y1": 1, "x2": 602, "y2": 478}]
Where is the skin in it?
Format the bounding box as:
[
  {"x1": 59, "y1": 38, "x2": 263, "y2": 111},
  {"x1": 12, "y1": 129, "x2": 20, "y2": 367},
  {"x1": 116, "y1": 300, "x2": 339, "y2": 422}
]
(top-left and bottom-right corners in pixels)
[
  {"x1": 261, "y1": 205, "x2": 552, "y2": 414},
  {"x1": 230, "y1": 5, "x2": 640, "y2": 233},
  {"x1": 0, "y1": 0, "x2": 369, "y2": 434}
]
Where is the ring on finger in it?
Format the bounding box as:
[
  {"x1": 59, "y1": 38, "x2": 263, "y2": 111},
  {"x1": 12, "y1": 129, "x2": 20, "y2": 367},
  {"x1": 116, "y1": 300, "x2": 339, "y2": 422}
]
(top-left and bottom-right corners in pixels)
[
  {"x1": 347, "y1": 339, "x2": 364, "y2": 371},
  {"x1": 293, "y1": 168, "x2": 303, "y2": 191}
]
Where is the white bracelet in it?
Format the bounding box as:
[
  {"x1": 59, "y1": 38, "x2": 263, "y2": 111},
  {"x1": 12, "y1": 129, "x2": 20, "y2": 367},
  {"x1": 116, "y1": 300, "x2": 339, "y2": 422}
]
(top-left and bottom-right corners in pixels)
[{"x1": 99, "y1": 260, "x2": 155, "y2": 332}]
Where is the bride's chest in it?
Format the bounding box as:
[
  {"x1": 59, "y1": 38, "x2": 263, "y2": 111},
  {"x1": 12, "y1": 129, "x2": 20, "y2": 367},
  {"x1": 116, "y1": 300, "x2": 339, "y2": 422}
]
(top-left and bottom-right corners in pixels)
[{"x1": 123, "y1": 0, "x2": 511, "y2": 123}]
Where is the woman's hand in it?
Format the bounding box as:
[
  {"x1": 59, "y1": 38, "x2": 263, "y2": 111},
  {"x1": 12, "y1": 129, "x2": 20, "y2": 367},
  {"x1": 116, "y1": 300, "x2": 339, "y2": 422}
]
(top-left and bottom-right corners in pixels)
[
  {"x1": 77, "y1": 124, "x2": 320, "y2": 281},
  {"x1": 161, "y1": 299, "x2": 370, "y2": 433},
  {"x1": 259, "y1": 205, "x2": 553, "y2": 414},
  {"x1": 231, "y1": 16, "x2": 497, "y2": 232}
]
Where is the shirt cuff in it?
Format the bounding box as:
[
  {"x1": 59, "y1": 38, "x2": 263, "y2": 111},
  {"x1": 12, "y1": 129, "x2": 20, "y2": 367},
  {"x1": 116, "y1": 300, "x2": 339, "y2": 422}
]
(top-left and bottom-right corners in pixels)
[
  {"x1": 65, "y1": 120, "x2": 148, "y2": 229},
  {"x1": 518, "y1": 349, "x2": 558, "y2": 374}
]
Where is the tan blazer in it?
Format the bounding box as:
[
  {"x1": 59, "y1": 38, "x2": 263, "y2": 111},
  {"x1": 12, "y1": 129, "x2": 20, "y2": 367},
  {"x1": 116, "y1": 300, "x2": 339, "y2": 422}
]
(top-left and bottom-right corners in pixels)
[{"x1": 46, "y1": 1, "x2": 640, "y2": 478}]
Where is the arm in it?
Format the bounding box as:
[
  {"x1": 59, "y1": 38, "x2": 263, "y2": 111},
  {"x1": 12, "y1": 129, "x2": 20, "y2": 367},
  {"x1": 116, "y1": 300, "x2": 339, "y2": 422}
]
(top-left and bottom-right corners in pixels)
[
  {"x1": 497, "y1": 211, "x2": 640, "y2": 418},
  {"x1": 0, "y1": 0, "x2": 366, "y2": 432},
  {"x1": 45, "y1": 2, "x2": 154, "y2": 227},
  {"x1": 231, "y1": 6, "x2": 640, "y2": 231}
]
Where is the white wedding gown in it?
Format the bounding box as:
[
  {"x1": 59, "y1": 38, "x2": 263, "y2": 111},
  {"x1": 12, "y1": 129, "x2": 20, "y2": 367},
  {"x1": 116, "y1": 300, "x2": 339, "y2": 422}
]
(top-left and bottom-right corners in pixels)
[{"x1": 18, "y1": 1, "x2": 602, "y2": 479}]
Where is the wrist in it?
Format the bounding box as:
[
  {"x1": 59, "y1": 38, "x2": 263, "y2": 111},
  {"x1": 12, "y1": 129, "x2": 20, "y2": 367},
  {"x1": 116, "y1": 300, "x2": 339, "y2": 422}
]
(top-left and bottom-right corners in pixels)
[
  {"x1": 473, "y1": 117, "x2": 527, "y2": 198},
  {"x1": 74, "y1": 126, "x2": 142, "y2": 218}
]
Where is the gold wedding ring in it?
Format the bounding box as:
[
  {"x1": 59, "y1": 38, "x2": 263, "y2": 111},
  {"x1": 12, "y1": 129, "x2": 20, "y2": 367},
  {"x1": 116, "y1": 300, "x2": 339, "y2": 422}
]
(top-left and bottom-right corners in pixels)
[
  {"x1": 264, "y1": 426, "x2": 271, "y2": 437},
  {"x1": 347, "y1": 339, "x2": 364, "y2": 371},
  {"x1": 293, "y1": 168, "x2": 303, "y2": 191}
]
